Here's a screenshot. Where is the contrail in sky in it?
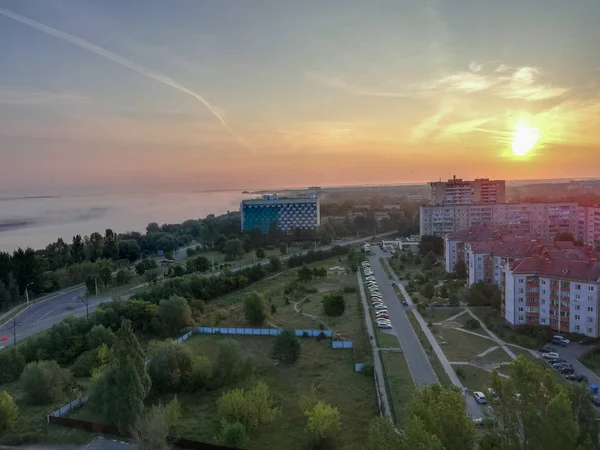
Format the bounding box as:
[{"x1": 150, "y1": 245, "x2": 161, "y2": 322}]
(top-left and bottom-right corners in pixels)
[{"x1": 0, "y1": 7, "x2": 254, "y2": 151}]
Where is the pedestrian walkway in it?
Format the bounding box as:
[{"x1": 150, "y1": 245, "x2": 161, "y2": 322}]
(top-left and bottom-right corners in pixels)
[{"x1": 465, "y1": 307, "x2": 517, "y2": 359}]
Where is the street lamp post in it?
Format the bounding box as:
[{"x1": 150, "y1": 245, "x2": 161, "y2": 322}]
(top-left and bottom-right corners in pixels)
[{"x1": 25, "y1": 282, "x2": 33, "y2": 304}]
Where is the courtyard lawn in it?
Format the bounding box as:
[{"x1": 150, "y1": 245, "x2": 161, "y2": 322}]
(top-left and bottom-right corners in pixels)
[
  {"x1": 434, "y1": 327, "x2": 497, "y2": 362},
  {"x1": 421, "y1": 307, "x2": 465, "y2": 323},
  {"x1": 380, "y1": 351, "x2": 416, "y2": 425},
  {"x1": 454, "y1": 364, "x2": 492, "y2": 393},
  {"x1": 580, "y1": 350, "x2": 600, "y2": 378}
]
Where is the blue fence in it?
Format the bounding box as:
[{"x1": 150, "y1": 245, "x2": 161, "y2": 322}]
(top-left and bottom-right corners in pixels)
[
  {"x1": 197, "y1": 327, "x2": 333, "y2": 338},
  {"x1": 332, "y1": 340, "x2": 353, "y2": 349}
]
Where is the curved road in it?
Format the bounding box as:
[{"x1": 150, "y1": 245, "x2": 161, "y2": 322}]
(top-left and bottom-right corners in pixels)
[{"x1": 0, "y1": 232, "x2": 396, "y2": 350}]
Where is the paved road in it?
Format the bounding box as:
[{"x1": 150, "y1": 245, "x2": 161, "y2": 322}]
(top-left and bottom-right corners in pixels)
[
  {"x1": 0, "y1": 232, "x2": 397, "y2": 350},
  {"x1": 374, "y1": 249, "x2": 486, "y2": 418},
  {"x1": 367, "y1": 252, "x2": 438, "y2": 387}
]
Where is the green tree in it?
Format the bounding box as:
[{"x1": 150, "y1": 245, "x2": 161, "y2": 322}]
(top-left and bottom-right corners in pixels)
[
  {"x1": 91, "y1": 320, "x2": 151, "y2": 433},
  {"x1": 20, "y1": 360, "x2": 72, "y2": 405},
  {"x1": 115, "y1": 268, "x2": 133, "y2": 285},
  {"x1": 0, "y1": 347, "x2": 26, "y2": 384},
  {"x1": 243, "y1": 291, "x2": 268, "y2": 326},
  {"x1": 256, "y1": 248, "x2": 266, "y2": 259},
  {"x1": 87, "y1": 232, "x2": 105, "y2": 262},
  {"x1": 217, "y1": 381, "x2": 280, "y2": 431},
  {"x1": 99, "y1": 264, "x2": 113, "y2": 287},
  {"x1": 0, "y1": 391, "x2": 18, "y2": 432},
  {"x1": 187, "y1": 356, "x2": 213, "y2": 392},
  {"x1": 304, "y1": 401, "x2": 341, "y2": 445},
  {"x1": 420, "y1": 282, "x2": 436, "y2": 300},
  {"x1": 172, "y1": 264, "x2": 185, "y2": 277},
  {"x1": 323, "y1": 291, "x2": 346, "y2": 316},
  {"x1": 368, "y1": 416, "x2": 403, "y2": 449},
  {"x1": 454, "y1": 259, "x2": 467, "y2": 279},
  {"x1": 190, "y1": 256, "x2": 211, "y2": 272},
  {"x1": 223, "y1": 238, "x2": 245, "y2": 260},
  {"x1": 103, "y1": 229, "x2": 118, "y2": 260},
  {"x1": 439, "y1": 284, "x2": 449, "y2": 298},
  {"x1": 87, "y1": 324, "x2": 116, "y2": 349},
  {"x1": 131, "y1": 404, "x2": 170, "y2": 450},
  {"x1": 268, "y1": 255, "x2": 283, "y2": 272},
  {"x1": 272, "y1": 329, "x2": 301, "y2": 364},
  {"x1": 136, "y1": 258, "x2": 158, "y2": 275},
  {"x1": 214, "y1": 339, "x2": 254, "y2": 385},
  {"x1": 71, "y1": 234, "x2": 86, "y2": 263},
  {"x1": 147, "y1": 342, "x2": 193, "y2": 393},
  {"x1": 297, "y1": 264, "x2": 313, "y2": 282},
  {"x1": 407, "y1": 384, "x2": 476, "y2": 450},
  {"x1": 158, "y1": 295, "x2": 192, "y2": 334},
  {"x1": 118, "y1": 239, "x2": 142, "y2": 262}
]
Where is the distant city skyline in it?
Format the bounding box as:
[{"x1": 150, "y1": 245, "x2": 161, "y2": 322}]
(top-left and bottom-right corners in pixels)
[{"x1": 1, "y1": 1, "x2": 599, "y2": 192}]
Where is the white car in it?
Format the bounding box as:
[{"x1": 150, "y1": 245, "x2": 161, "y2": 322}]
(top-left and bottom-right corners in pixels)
[
  {"x1": 543, "y1": 352, "x2": 560, "y2": 360},
  {"x1": 378, "y1": 323, "x2": 392, "y2": 329},
  {"x1": 374, "y1": 304, "x2": 387, "y2": 310},
  {"x1": 473, "y1": 391, "x2": 487, "y2": 404}
]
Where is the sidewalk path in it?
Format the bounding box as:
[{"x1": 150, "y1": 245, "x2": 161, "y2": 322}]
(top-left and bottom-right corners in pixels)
[{"x1": 465, "y1": 307, "x2": 517, "y2": 360}]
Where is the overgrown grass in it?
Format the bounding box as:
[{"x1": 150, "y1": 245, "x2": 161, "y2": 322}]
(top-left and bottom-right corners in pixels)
[
  {"x1": 181, "y1": 335, "x2": 377, "y2": 449},
  {"x1": 420, "y1": 307, "x2": 464, "y2": 323},
  {"x1": 580, "y1": 350, "x2": 600, "y2": 378},
  {"x1": 405, "y1": 312, "x2": 453, "y2": 387},
  {"x1": 380, "y1": 351, "x2": 416, "y2": 425},
  {"x1": 0, "y1": 379, "x2": 94, "y2": 446}
]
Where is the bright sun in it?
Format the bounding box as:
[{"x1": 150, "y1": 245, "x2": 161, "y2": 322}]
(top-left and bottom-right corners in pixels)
[{"x1": 511, "y1": 123, "x2": 539, "y2": 157}]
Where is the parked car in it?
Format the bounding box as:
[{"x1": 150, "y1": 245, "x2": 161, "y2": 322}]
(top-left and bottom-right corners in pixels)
[
  {"x1": 538, "y1": 346, "x2": 553, "y2": 353},
  {"x1": 553, "y1": 336, "x2": 570, "y2": 345},
  {"x1": 378, "y1": 323, "x2": 392, "y2": 329},
  {"x1": 543, "y1": 352, "x2": 560, "y2": 360},
  {"x1": 374, "y1": 304, "x2": 387, "y2": 310},
  {"x1": 560, "y1": 367, "x2": 575, "y2": 375},
  {"x1": 592, "y1": 397, "x2": 600, "y2": 407},
  {"x1": 551, "y1": 338, "x2": 568, "y2": 347},
  {"x1": 566, "y1": 373, "x2": 588, "y2": 382},
  {"x1": 552, "y1": 362, "x2": 572, "y2": 369},
  {"x1": 473, "y1": 391, "x2": 487, "y2": 404}
]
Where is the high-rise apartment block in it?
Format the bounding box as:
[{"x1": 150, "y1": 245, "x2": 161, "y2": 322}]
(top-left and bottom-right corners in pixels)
[
  {"x1": 240, "y1": 195, "x2": 320, "y2": 233},
  {"x1": 429, "y1": 176, "x2": 505, "y2": 205}
]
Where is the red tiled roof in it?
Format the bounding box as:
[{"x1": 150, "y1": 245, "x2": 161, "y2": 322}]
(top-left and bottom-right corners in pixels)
[{"x1": 511, "y1": 256, "x2": 600, "y2": 282}]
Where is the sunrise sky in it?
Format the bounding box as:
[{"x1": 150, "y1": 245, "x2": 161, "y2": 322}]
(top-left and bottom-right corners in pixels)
[{"x1": 1, "y1": 0, "x2": 599, "y2": 193}]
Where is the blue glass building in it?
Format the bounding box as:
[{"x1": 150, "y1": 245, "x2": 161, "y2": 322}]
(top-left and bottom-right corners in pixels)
[{"x1": 240, "y1": 195, "x2": 320, "y2": 233}]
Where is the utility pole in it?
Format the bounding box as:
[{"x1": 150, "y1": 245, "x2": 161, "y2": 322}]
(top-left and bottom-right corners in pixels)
[
  {"x1": 3, "y1": 317, "x2": 22, "y2": 346},
  {"x1": 95, "y1": 277, "x2": 99, "y2": 296},
  {"x1": 79, "y1": 295, "x2": 90, "y2": 321},
  {"x1": 25, "y1": 282, "x2": 33, "y2": 304}
]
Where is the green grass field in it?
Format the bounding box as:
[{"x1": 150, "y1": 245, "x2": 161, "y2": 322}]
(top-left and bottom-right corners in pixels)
[
  {"x1": 454, "y1": 365, "x2": 492, "y2": 393},
  {"x1": 179, "y1": 335, "x2": 377, "y2": 449},
  {"x1": 434, "y1": 328, "x2": 495, "y2": 362},
  {"x1": 380, "y1": 351, "x2": 416, "y2": 425},
  {"x1": 0, "y1": 379, "x2": 93, "y2": 446},
  {"x1": 421, "y1": 307, "x2": 464, "y2": 323}
]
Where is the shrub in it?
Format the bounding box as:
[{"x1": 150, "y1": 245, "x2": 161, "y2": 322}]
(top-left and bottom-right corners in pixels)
[
  {"x1": 148, "y1": 343, "x2": 194, "y2": 393},
  {"x1": 272, "y1": 329, "x2": 301, "y2": 364},
  {"x1": 131, "y1": 404, "x2": 170, "y2": 450},
  {"x1": 187, "y1": 356, "x2": 213, "y2": 392},
  {"x1": 87, "y1": 324, "x2": 116, "y2": 349},
  {"x1": 190, "y1": 299, "x2": 205, "y2": 313},
  {"x1": 464, "y1": 318, "x2": 480, "y2": 330},
  {"x1": 217, "y1": 381, "x2": 280, "y2": 430},
  {"x1": 268, "y1": 255, "x2": 283, "y2": 272},
  {"x1": 115, "y1": 268, "x2": 133, "y2": 285},
  {"x1": 243, "y1": 291, "x2": 268, "y2": 326},
  {"x1": 214, "y1": 339, "x2": 254, "y2": 385},
  {"x1": 322, "y1": 292, "x2": 346, "y2": 317},
  {"x1": 20, "y1": 360, "x2": 72, "y2": 405},
  {"x1": 0, "y1": 391, "x2": 18, "y2": 432},
  {"x1": 343, "y1": 286, "x2": 357, "y2": 293},
  {"x1": 157, "y1": 295, "x2": 192, "y2": 334},
  {"x1": 270, "y1": 304, "x2": 277, "y2": 314},
  {"x1": 360, "y1": 363, "x2": 374, "y2": 377},
  {"x1": 304, "y1": 401, "x2": 341, "y2": 445},
  {"x1": 164, "y1": 395, "x2": 183, "y2": 429},
  {"x1": 71, "y1": 349, "x2": 100, "y2": 377},
  {"x1": 221, "y1": 421, "x2": 247, "y2": 447},
  {"x1": 0, "y1": 347, "x2": 26, "y2": 384}
]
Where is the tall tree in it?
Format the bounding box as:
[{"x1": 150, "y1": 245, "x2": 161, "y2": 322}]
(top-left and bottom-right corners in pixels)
[
  {"x1": 103, "y1": 229, "x2": 118, "y2": 260},
  {"x1": 11, "y1": 247, "x2": 46, "y2": 294},
  {"x1": 87, "y1": 232, "x2": 105, "y2": 262},
  {"x1": 45, "y1": 238, "x2": 71, "y2": 270},
  {"x1": 71, "y1": 235, "x2": 85, "y2": 264}
]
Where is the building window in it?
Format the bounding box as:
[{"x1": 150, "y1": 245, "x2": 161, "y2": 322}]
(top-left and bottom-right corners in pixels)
[
  {"x1": 518, "y1": 307, "x2": 524, "y2": 312},
  {"x1": 588, "y1": 327, "x2": 593, "y2": 333},
  {"x1": 541, "y1": 318, "x2": 547, "y2": 324},
  {"x1": 589, "y1": 286, "x2": 595, "y2": 291},
  {"x1": 519, "y1": 298, "x2": 524, "y2": 303},
  {"x1": 588, "y1": 317, "x2": 594, "y2": 324},
  {"x1": 519, "y1": 317, "x2": 524, "y2": 322},
  {"x1": 541, "y1": 299, "x2": 546, "y2": 305},
  {"x1": 542, "y1": 280, "x2": 546, "y2": 285},
  {"x1": 541, "y1": 309, "x2": 546, "y2": 313},
  {"x1": 589, "y1": 296, "x2": 595, "y2": 301},
  {"x1": 575, "y1": 315, "x2": 581, "y2": 320},
  {"x1": 588, "y1": 307, "x2": 594, "y2": 312},
  {"x1": 576, "y1": 294, "x2": 581, "y2": 300},
  {"x1": 575, "y1": 305, "x2": 581, "y2": 310},
  {"x1": 519, "y1": 288, "x2": 524, "y2": 294},
  {"x1": 576, "y1": 284, "x2": 582, "y2": 290},
  {"x1": 519, "y1": 279, "x2": 524, "y2": 284},
  {"x1": 542, "y1": 289, "x2": 546, "y2": 294},
  {"x1": 576, "y1": 325, "x2": 580, "y2": 331}
]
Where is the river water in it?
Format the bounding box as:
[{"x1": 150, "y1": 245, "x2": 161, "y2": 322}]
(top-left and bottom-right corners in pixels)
[{"x1": 0, "y1": 190, "x2": 254, "y2": 251}]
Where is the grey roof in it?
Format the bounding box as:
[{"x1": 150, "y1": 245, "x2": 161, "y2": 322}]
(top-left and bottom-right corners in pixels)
[{"x1": 84, "y1": 437, "x2": 135, "y2": 450}]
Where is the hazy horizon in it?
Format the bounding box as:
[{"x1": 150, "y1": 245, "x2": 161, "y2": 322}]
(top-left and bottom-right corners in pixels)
[{"x1": 1, "y1": 1, "x2": 600, "y2": 191}]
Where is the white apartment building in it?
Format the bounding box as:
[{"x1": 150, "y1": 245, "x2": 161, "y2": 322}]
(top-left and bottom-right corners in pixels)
[
  {"x1": 429, "y1": 176, "x2": 505, "y2": 205},
  {"x1": 502, "y1": 257, "x2": 600, "y2": 337},
  {"x1": 578, "y1": 205, "x2": 600, "y2": 248},
  {"x1": 421, "y1": 202, "x2": 580, "y2": 239}
]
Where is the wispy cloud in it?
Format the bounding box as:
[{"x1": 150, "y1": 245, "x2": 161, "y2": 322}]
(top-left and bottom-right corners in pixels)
[
  {"x1": 0, "y1": 7, "x2": 253, "y2": 152},
  {"x1": 409, "y1": 107, "x2": 453, "y2": 143},
  {"x1": 0, "y1": 89, "x2": 91, "y2": 106}
]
